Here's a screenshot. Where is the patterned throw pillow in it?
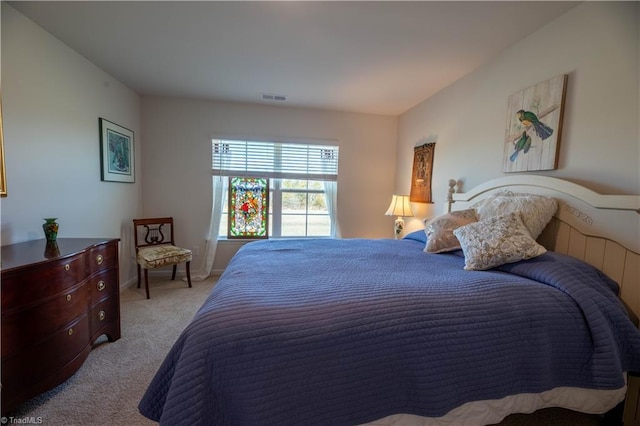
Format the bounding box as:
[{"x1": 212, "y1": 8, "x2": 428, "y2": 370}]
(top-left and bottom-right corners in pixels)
[
  {"x1": 423, "y1": 209, "x2": 479, "y2": 253},
  {"x1": 453, "y1": 212, "x2": 546, "y2": 271},
  {"x1": 476, "y1": 192, "x2": 558, "y2": 239}
]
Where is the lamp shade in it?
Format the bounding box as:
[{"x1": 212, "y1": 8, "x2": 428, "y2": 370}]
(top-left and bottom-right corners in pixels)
[{"x1": 385, "y1": 195, "x2": 413, "y2": 217}]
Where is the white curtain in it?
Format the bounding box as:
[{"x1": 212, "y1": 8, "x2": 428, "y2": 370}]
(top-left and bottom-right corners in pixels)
[
  {"x1": 323, "y1": 181, "x2": 339, "y2": 237},
  {"x1": 190, "y1": 176, "x2": 227, "y2": 281},
  {"x1": 321, "y1": 148, "x2": 339, "y2": 237}
]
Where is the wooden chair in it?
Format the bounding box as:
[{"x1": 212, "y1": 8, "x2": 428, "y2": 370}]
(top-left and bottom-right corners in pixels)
[{"x1": 133, "y1": 217, "x2": 192, "y2": 299}]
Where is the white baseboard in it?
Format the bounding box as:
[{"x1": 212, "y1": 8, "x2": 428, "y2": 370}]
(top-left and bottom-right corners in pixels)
[{"x1": 119, "y1": 269, "x2": 189, "y2": 290}]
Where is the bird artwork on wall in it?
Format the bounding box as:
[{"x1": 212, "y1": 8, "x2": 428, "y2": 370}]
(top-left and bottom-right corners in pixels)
[
  {"x1": 503, "y1": 75, "x2": 567, "y2": 172},
  {"x1": 509, "y1": 131, "x2": 532, "y2": 162},
  {"x1": 517, "y1": 109, "x2": 553, "y2": 140}
]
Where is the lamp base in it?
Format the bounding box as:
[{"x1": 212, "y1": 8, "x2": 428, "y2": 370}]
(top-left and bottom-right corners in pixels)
[{"x1": 394, "y1": 217, "x2": 405, "y2": 240}]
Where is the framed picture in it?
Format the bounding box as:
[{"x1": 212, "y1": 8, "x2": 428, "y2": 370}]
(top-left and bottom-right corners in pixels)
[
  {"x1": 99, "y1": 118, "x2": 135, "y2": 183},
  {"x1": 503, "y1": 75, "x2": 567, "y2": 173},
  {"x1": 0, "y1": 97, "x2": 7, "y2": 197},
  {"x1": 410, "y1": 142, "x2": 435, "y2": 203}
]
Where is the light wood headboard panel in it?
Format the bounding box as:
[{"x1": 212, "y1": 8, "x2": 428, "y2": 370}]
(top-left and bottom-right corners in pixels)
[{"x1": 449, "y1": 175, "x2": 640, "y2": 315}]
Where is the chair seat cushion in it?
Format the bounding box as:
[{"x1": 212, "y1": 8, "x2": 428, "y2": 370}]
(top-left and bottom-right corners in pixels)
[{"x1": 137, "y1": 245, "x2": 192, "y2": 269}]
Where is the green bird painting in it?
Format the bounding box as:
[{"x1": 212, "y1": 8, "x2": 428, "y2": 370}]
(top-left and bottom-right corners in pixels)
[
  {"x1": 503, "y1": 75, "x2": 566, "y2": 173},
  {"x1": 510, "y1": 131, "x2": 532, "y2": 162},
  {"x1": 516, "y1": 109, "x2": 554, "y2": 140}
]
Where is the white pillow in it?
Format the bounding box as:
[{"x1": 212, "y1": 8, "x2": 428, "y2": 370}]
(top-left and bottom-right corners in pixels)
[
  {"x1": 453, "y1": 212, "x2": 546, "y2": 271},
  {"x1": 423, "y1": 209, "x2": 479, "y2": 253},
  {"x1": 476, "y1": 192, "x2": 557, "y2": 239}
]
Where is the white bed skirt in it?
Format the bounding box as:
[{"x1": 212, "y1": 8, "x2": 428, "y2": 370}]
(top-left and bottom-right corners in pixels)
[{"x1": 361, "y1": 384, "x2": 626, "y2": 426}]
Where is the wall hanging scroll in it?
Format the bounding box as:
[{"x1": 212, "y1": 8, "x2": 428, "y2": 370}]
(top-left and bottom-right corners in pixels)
[
  {"x1": 410, "y1": 142, "x2": 435, "y2": 203},
  {"x1": 503, "y1": 74, "x2": 567, "y2": 173}
]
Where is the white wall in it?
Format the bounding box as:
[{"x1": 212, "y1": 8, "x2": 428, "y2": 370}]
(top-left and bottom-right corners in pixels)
[
  {"x1": 140, "y1": 97, "x2": 398, "y2": 272},
  {"x1": 5, "y1": 1, "x2": 637, "y2": 282},
  {"x1": 397, "y1": 1, "x2": 640, "y2": 232},
  {"x1": 1, "y1": 4, "x2": 142, "y2": 284}
]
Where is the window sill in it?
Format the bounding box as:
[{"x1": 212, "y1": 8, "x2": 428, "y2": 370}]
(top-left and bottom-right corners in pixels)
[{"x1": 217, "y1": 236, "x2": 333, "y2": 243}]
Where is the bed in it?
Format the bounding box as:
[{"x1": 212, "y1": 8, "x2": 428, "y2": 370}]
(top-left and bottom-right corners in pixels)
[{"x1": 139, "y1": 175, "x2": 640, "y2": 426}]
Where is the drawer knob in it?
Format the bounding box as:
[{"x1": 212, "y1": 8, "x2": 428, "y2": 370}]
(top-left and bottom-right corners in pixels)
[
  {"x1": 64, "y1": 264, "x2": 70, "y2": 271},
  {"x1": 68, "y1": 328, "x2": 74, "y2": 336},
  {"x1": 98, "y1": 310, "x2": 106, "y2": 321},
  {"x1": 66, "y1": 294, "x2": 72, "y2": 302},
  {"x1": 96, "y1": 254, "x2": 104, "y2": 265},
  {"x1": 97, "y1": 281, "x2": 106, "y2": 291}
]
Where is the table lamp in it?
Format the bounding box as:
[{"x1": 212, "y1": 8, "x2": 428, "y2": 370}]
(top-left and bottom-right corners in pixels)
[{"x1": 385, "y1": 195, "x2": 413, "y2": 239}]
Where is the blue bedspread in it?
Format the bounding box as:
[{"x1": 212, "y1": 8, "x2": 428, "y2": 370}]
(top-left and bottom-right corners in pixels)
[{"x1": 139, "y1": 238, "x2": 640, "y2": 425}]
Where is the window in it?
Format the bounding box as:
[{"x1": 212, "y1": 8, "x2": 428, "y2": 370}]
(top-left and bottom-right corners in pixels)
[
  {"x1": 228, "y1": 177, "x2": 269, "y2": 238},
  {"x1": 213, "y1": 139, "x2": 339, "y2": 238}
]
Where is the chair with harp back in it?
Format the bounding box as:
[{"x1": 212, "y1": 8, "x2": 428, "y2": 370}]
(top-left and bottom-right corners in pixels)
[{"x1": 133, "y1": 217, "x2": 192, "y2": 299}]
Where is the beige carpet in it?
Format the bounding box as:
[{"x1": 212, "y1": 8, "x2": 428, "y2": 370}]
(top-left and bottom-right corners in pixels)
[
  {"x1": 11, "y1": 277, "x2": 218, "y2": 426},
  {"x1": 10, "y1": 276, "x2": 605, "y2": 426}
]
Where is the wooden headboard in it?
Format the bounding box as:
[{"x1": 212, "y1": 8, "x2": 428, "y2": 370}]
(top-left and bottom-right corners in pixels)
[{"x1": 447, "y1": 175, "x2": 640, "y2": 316}]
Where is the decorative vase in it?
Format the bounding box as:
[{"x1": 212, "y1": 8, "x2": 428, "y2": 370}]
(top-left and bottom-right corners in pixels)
[
  {"x1": 44, "y1": 241, "x2": 60, "y2": 258},
  {"x1": 43, "y1": 218, "x2": 59, "y2": 242}
]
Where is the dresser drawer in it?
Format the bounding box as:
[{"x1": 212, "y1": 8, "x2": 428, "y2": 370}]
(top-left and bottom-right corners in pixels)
[
  {"x1": 1, "y1": 314, "x2": 90, "y2": 391},
  {"x1": 2, "y1": 283, "x2": 90, "y2": 359},
  {"x1": 90, "y1": 296, "x2": 119, "y2": 337},
  {"x1": 1, "y1": 254, "x2": 88, "y2": 310},
  {"x1": 88, "y1": 243, "x2": 118, "y2": 274},
  {"x1": 89, "y1": 268, "x2": 118, "y2": 306}
]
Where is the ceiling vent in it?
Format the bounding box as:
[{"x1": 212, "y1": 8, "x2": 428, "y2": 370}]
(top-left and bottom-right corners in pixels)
[{"x1": 260, "y1": 93, "x2": 287, "y2": 102}]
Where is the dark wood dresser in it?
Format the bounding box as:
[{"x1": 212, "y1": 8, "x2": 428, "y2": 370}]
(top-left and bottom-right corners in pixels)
[{"x1": 1, "y1": 238, "x2": 121, "y2": 414}]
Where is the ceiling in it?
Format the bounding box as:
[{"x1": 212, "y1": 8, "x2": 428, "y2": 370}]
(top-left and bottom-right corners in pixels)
[{"x1": 9, "y1": 1, "x2": 580, "y2": 116}]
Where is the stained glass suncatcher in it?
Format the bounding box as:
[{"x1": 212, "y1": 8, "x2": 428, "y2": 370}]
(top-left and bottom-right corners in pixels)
[{"x1": 228, "y1": 177, "x2": 269, "y2": 239}]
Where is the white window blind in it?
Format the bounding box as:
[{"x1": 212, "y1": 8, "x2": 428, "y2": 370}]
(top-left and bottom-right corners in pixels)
[{"x1": 212, "y1": 139, "x2": 339, "y2": 181}]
